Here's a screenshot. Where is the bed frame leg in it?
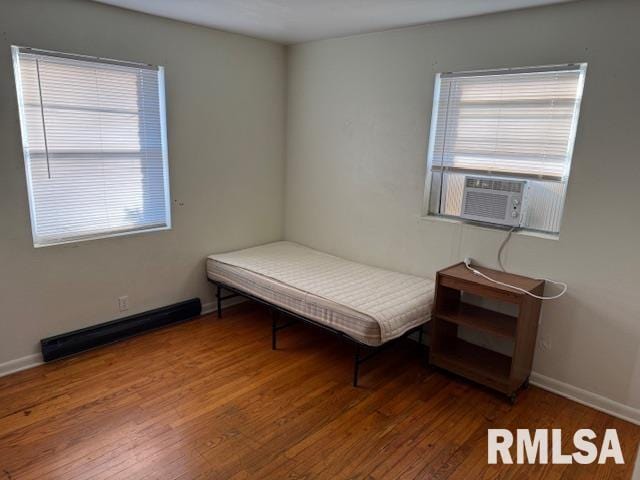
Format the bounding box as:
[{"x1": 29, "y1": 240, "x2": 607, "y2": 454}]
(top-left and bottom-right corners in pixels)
[
  {"x1": 353, "y1": 344, "x2": 361, "y2": 387},
  {"x1": 216, "y1": 284, "x2": 222, "y2": 318},
  {"x1": 418, "y1": 325, "x2": 423, "y2": 346}
]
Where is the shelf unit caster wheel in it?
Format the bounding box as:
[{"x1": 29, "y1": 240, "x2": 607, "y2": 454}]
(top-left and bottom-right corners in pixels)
[{"x1": 509, "y1": 393, "x2": 517, "y2": 405}]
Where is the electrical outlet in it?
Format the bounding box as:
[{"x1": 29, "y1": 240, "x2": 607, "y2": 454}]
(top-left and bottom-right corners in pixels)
[{"x1": 118, "y1": 296, "x2": 129, "y2": 312}]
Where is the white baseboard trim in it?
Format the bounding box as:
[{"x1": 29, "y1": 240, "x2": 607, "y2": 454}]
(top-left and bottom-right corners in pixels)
[
  {"x1": 201, "y1": 296, "x2": 247, "y2": 315},
  {"x1": 530, "y1": 372, "x2": 640, "y2": 426},
  {"x1": 0, "y1": 353, "x2": 43, "y2": 378}
]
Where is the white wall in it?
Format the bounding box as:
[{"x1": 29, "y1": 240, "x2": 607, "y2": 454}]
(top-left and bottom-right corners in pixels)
[
  {"x1": 285, "y1": 0, "x2": 640, "y2": 412},
  {"x1": 0, "y1": 0, "x2": 285, "y2": 365}
]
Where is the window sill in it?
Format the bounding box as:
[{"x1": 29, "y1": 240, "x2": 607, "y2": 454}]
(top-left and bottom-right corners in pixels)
[
  {"x1": 33, "y1": 224, "x2": 172, "y2": 248},
  {"x1": 417, "y1": 214, "x2": 560, "y2": 241}
]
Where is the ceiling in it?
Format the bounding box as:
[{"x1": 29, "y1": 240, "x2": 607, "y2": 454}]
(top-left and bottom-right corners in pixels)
[{"x1": 93, "y1": 0, "x2": 574, "y2": 45}]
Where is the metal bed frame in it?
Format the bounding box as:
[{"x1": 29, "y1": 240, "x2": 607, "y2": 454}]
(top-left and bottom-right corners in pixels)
[{"x1": 209, "y1": 279, "x2": 425, "y2": 387}]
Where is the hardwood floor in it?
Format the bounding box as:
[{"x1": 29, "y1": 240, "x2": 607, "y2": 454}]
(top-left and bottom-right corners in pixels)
[{"x1": 1, "y1": 303, "x2": 638, "y2": 479}]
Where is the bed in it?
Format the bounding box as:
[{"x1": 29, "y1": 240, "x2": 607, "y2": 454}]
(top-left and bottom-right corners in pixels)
[{"x1": 206, "y1": 241, "x2": 435, "y2": 385}]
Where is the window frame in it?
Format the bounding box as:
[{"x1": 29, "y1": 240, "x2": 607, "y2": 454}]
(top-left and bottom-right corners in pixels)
[
  {"x1": 12, "y1": 46, "x2": 172, "y2": 248},
  {"x1": 422, "y1": 63, "x2": 587, "y2": 235}
]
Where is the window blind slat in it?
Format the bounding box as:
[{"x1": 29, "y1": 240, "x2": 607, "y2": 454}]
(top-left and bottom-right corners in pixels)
[{"x1": 12, "y1": 47, "x2": 170, "y2": 246}]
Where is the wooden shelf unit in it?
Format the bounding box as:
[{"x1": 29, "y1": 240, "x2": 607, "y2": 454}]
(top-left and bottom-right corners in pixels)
[{"x1": 429, "y1": 262, "x2": 544, "y2": 401}]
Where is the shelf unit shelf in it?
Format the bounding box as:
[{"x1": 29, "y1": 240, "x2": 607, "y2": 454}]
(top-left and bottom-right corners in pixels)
[
  {"x1": 430, "y1": 338, "x2": 512, "y2": 389},
  {"x1": 435, "y1": 302, "x2": 517, "y2": 339},
  {"x1": 429, "y1": 262, "x2": 544, "y2": 402}
]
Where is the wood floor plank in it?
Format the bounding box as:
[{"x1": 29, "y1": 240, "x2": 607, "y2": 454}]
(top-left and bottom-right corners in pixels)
[{"x1": 0, "y1": 303, "x2": 638, "y2": 479}]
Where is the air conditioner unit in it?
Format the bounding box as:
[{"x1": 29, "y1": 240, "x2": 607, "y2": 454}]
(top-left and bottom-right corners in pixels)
[{"x1": 461, "y1": 176, "x2": 528, "y2": 227}]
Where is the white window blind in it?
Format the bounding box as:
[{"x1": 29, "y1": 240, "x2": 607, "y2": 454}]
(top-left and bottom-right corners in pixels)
[
  {"x1": 12, "y1": 46, "x2": 170, "y2": 247},
  {"x1": 426, "y1": 64, "x2": 586, "y2": 233}
]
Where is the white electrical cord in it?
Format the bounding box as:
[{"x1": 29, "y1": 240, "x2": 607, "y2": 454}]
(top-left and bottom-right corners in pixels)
[
  {"x1": 497, "y1": 227, "x2": 516, "y2": 272},
  {"x1": 463, "y1": 257, "x2": 568, "y2": 300}
]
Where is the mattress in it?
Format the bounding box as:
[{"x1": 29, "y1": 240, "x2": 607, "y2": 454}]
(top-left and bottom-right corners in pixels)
[{"x1": 206, "y1": 241, "x2": 434, "y2": 346}]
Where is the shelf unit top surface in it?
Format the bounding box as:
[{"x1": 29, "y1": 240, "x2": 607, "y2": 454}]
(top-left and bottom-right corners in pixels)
[{"x1": 438, "y1": 262, "x2": 544, "y2": 295}]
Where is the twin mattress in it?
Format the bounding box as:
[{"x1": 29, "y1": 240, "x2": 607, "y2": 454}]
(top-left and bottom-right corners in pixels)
[{"x1": 206, "y1": 241, "x2": 435, "y2": 346}]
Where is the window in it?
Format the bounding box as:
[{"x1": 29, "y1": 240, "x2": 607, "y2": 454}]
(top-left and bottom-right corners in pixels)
[
  {"x1": 12, "y1": 46, "x2": 170, "y2": 247},
  {"x1": 425, "y1": 64, "x2": 586, "y2": 234}
]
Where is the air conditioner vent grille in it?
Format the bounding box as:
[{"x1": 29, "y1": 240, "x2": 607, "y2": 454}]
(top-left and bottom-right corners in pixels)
[
  {"x1": 465, "y1": 177, "x2": 523, "y2": 193},
  {"x1": 463, "y1": 191, "x2": 509, "y2": 220}
]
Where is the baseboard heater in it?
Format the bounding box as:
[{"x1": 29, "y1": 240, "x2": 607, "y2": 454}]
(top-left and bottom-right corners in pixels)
[{"x1": 40, "y1": 298, "x2": 202, "y2": 362}]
